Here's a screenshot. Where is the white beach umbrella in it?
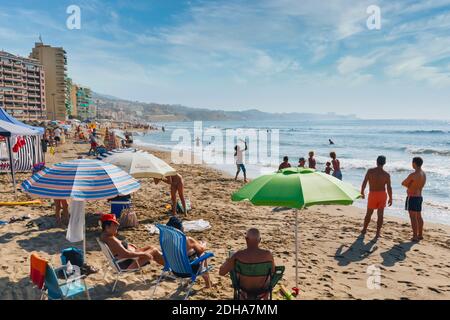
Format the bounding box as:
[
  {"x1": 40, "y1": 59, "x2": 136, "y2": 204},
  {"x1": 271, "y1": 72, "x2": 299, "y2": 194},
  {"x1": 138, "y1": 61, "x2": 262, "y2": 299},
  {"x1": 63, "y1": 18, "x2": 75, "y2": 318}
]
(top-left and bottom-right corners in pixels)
[{"x1": 100, "y1": 150, "x2": 177, "y2": 179}]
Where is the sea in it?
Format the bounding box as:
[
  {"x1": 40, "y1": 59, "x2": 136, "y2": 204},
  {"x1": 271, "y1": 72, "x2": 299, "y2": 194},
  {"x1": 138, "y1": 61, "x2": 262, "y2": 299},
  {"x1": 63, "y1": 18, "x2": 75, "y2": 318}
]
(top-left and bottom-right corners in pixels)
[{"x1": 133, "y1": 119, "x2": 450, "y2": 226}]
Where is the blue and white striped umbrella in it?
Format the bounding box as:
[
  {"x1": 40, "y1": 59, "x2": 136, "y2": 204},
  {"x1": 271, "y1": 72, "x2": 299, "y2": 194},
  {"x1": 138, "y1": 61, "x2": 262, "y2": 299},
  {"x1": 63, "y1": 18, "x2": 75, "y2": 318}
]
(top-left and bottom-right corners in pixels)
[{"x1": 21, "y1": 159, "x2": 141, "y2": 200}]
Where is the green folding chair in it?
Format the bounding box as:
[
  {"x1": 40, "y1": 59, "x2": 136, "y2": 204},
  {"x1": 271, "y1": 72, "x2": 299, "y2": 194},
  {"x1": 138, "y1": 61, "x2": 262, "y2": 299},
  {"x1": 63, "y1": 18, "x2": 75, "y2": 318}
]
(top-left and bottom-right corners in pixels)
[{"x1": 230, "y1": 260, "x2": 284, "y2": 300}]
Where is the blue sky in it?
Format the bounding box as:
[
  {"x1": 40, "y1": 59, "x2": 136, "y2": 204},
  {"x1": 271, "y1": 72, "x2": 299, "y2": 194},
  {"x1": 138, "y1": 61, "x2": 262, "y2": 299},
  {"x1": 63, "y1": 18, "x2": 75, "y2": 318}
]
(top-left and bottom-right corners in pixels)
[{"x1": 1, "y1": 0, "x2": 450, "y2": 119}]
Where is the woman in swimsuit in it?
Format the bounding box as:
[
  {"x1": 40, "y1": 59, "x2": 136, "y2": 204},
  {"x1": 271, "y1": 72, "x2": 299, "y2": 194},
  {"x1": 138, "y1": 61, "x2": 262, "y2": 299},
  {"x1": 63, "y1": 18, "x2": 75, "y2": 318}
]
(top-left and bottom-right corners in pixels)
[
  {"x1": 100, "y1": 214, "x2": 164, "y2": 270},
  {"x1": 330, "y1": 152, "x2": 343, "y2": 180},
  {"x1": 167, "y1": 217, "x2": 212, "y2": 288},
  {"x1": 154, "y1": 173, "x2": 186, "y2": 215}
]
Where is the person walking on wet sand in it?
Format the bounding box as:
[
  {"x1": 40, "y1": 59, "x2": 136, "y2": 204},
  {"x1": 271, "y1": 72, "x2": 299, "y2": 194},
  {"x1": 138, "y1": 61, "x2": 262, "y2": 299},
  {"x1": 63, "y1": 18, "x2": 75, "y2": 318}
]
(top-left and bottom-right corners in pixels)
[
  {"x1": 154, "y1": 173, "x2": 186, "y2": 215},
  {"x1": 360, "y1": 156, "x2": 393, "y2": 238},
  {"x1": 402, "y1": 157, "x2": 427, "y2": 242}
]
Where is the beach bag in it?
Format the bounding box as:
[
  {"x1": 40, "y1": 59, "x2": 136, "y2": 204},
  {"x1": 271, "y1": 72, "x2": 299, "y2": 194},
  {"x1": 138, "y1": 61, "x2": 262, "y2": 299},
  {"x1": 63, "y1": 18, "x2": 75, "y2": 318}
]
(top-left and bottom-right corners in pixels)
[
  {"x1": 176, "y1": 198, "x2": 191, "y2": 214},
  {"x1": 119, "y1": 208, "x2": 138, "y2": 228},
  {"x1": 60, "y1": 247, "x2": 84, "y2": 268}
]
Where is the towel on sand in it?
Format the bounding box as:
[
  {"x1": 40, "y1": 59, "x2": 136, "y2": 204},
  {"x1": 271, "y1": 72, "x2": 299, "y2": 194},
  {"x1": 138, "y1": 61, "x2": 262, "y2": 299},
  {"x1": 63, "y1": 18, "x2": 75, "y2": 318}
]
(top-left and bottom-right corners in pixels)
[{"x1": 146, "y1": 219, "x2": 211, "y2": 234}]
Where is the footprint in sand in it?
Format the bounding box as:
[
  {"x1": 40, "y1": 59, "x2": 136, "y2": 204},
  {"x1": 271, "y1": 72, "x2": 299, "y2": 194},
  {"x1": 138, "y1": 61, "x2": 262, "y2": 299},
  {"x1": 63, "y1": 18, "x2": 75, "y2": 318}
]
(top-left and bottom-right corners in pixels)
[{"x1": 428, "y1": 287, "x2": 441, "y2": 294}]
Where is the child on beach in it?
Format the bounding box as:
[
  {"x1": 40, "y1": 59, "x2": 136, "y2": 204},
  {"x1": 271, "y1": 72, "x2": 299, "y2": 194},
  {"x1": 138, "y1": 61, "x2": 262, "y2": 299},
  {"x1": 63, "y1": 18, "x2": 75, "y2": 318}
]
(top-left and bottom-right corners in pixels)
[
  {"x1": 330, "y1": 152, "x2": 342, "y2": 180},
  {"x1": 325, "y1": 162, "x2": 332, "y2": 175},
  {"x1": 278, "y1": 156, "x2": 291, "y2": 170},
  {"x1": 308, "y1": 151, "x2": 316, "y2": 169},
  {"x1": 298, "y1": 157, "x2": 306, "y2": 168}
]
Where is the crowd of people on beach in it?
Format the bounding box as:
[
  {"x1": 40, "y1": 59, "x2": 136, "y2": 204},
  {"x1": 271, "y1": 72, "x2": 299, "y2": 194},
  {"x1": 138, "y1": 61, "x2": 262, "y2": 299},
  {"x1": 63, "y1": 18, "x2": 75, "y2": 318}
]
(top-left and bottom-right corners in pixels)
[
  {"x1": 31, "y1": 125, "x2": 429, "y2": 300},
  {"x1": 277, "y1": 151, "x2": 342, "y2": 180}
]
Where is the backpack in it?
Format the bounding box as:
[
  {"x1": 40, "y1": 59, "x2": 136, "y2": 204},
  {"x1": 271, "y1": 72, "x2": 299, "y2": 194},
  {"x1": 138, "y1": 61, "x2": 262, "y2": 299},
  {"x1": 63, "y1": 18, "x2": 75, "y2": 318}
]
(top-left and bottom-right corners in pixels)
[{"x1": 60, "y1": 247, "x2": 84, "y2": 268}]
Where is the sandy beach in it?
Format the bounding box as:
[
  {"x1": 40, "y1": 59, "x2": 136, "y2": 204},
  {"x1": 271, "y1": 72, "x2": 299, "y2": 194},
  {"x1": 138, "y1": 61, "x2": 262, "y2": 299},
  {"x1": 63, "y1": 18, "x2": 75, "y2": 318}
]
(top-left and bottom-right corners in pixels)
[{"x1": 0, "y1": 137, "x2": 449, "y2": 300}]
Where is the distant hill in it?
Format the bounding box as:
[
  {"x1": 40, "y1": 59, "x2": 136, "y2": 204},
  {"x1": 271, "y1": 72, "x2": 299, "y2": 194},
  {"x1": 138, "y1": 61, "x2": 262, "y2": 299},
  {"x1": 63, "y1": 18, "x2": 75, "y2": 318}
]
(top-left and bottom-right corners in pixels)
[{"x1": 93, "y1": 92, "x2": 358, "y2": 122}]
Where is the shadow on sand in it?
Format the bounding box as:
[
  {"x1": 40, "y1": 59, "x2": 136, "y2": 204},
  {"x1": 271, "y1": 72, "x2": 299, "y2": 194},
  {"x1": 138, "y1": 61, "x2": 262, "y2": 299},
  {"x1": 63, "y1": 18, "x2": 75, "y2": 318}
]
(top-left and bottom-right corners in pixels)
[
  {"x1": 380, "y1": 241, "x2": 416, "y2": 267},
  {"x1": 334, "y1": 234, "x2": 379, "y2": 266}
]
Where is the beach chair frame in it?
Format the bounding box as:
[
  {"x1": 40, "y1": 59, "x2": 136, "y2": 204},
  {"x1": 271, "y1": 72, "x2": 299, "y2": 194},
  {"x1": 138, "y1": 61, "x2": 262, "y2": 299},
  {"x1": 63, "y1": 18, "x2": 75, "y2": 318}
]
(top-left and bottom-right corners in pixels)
[
  {"x1": 151, "y1": 224, "x2": 214, "y2": 300},
  {"x1": 30, "y1": 253, "x2": 90, "y2": 300},
  {"x1": 43, "y1": 264, "x2": 91, "y2": 300},
  {"x1": 230, "y1": 260, "x2": 285, "y2": 300},
  {"x1": 96, "y1": 238, "x2": 147, "y2": 292}
]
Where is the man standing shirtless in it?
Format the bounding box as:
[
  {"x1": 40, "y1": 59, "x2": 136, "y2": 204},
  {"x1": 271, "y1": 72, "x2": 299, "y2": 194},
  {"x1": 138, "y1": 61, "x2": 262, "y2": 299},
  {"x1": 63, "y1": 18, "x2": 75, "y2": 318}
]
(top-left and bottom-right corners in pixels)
[
  {"x1": 154, "y1": 173, "x2": 186, "y2": 215},
  {"x1": 361, "y1": 156, "x2": 393, "y2": 238},
  {"x1": 402, "y1": 157, "x2": 427, "y2": 242}
]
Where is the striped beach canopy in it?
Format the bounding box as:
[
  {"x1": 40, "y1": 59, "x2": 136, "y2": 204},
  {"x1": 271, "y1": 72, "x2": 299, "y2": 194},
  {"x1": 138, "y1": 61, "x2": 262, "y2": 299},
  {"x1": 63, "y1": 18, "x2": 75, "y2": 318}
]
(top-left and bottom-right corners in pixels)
[{"x1": 21, "y1": 159, "x2": 141, "y2": 200}]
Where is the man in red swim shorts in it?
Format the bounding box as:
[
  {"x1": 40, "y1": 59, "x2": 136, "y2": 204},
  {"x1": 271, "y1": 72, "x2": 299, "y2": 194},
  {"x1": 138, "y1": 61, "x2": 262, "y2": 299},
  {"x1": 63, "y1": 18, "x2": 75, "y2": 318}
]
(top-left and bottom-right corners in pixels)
[{"x1": 360, "y1": 156, "x2": 393, "y2": 238}]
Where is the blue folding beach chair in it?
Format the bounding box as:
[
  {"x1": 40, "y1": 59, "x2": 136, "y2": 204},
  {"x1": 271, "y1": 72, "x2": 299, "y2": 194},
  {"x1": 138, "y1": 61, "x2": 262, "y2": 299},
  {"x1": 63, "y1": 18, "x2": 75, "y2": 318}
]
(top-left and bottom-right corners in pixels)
[
  {"x1": 44, "y1": 264, "x2": 91, "y2": 300},
  {"x1": 151, "y1": 224, "x2": 214, "y2": 300}
]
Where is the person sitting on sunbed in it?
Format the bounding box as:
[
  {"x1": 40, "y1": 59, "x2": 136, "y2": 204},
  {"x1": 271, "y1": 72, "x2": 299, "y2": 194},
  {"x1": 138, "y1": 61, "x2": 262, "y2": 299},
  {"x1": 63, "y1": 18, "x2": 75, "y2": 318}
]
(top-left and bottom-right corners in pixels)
[
  {"x1": 166, "y1": 216, "x2": 212, "y2": 288},
  {"x1": 100, "y1": 214, "x2": 164, "y2": 270},
  {"x1": 219, "y1": 228, "x2": 275, "y2": 300}
]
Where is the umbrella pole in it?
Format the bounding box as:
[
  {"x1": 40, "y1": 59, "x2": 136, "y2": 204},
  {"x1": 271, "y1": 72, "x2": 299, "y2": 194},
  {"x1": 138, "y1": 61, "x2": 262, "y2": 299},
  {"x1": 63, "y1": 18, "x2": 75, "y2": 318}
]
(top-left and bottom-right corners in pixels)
[
  {"x1": 295, "y1": 209, "x2": 298, "y2": 289},
  {"x1": 83, "y1": 227, "x2": 86, "y2": 263}
]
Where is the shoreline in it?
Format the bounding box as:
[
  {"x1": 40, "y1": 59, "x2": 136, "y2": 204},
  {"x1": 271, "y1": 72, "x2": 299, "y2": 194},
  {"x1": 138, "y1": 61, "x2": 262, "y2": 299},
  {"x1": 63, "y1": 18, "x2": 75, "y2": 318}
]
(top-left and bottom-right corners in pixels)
[
  {"x1": 132, "y1": 138, "x2": 450, "y2": 228},
  {"x1": 0, "y1": 138, "x2": 449, "y2": 300}
]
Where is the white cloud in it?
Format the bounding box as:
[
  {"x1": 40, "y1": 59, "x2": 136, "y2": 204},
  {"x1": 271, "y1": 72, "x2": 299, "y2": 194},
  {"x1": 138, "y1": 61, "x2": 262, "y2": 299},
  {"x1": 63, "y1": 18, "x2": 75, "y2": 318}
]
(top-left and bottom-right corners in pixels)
[{"x1": 337, "y1": 56, "x2": 377, "y2": 75}]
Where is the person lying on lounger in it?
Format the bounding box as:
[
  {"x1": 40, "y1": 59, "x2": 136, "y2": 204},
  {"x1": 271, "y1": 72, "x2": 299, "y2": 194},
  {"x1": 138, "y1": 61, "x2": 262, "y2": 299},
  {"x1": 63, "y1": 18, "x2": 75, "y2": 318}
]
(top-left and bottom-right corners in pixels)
[
  {"x1": 100, "y1": 214, "x2": 164, "y2": 270},
  {"x1": 166, "y1": 216, "x2": 212, "y2": 288},
  {"x1": 219, "y1": 228, "x2": 275, "y2": 300}
]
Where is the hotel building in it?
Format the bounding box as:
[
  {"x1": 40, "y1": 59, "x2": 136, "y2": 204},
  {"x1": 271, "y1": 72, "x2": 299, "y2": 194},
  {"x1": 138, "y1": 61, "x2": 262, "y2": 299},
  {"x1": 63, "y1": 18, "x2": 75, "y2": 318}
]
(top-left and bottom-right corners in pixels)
[
  {"x1": 0, "y1": 51, "x2": 47, "y2": 120},
  {"x1": 30, "y1": 42, "x2": 68, "y2": 121}
]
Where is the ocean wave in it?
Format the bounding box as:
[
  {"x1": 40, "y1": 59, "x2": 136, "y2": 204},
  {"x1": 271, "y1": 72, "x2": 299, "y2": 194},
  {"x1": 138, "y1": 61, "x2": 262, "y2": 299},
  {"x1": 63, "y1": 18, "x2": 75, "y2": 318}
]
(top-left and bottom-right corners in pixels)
[
  {"x1": 388, "y1": 130, "x2": 449, "y2": 135},
  {"x1": 407, "y1": 148, "x2": 450, "y2": 156}
]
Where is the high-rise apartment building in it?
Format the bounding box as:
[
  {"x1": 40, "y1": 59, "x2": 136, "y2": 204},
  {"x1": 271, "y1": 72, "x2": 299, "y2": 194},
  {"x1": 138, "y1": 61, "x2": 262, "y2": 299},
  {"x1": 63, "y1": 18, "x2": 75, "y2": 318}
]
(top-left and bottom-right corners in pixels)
[
  {"x1": 30, "y1": 42, "x2": 67, "y2": 121},
  {"x1": 70, "y1": 82, "x2": 78, "y2": 118},
  {"x1": 76, "y1": 86, "x2": 93, "y2": 121},
  {"x1": 0, "y1": 51, "x2": 46, "y2": 120}
]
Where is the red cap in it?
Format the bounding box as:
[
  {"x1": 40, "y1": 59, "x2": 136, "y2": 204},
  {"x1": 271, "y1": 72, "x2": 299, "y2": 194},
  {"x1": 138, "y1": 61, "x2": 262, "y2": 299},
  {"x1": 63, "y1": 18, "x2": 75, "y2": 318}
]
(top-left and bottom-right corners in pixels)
[{"x1": 100, "y1": 213, "x2": 120, "y2": 225}]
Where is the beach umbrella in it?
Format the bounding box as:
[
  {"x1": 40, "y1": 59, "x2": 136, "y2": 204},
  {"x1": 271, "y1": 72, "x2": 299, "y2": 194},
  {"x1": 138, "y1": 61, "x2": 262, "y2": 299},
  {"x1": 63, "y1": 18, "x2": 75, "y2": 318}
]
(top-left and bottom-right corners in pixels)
[
  {"x1": 231, "y1": 167, "x2": 361, "y2": 289},
  {"x1": 21, "y1": 159, "x2": 141, "y2": 259},
  {"x1": 99, "y1": 149, "x2": 177, "y2": 179}
]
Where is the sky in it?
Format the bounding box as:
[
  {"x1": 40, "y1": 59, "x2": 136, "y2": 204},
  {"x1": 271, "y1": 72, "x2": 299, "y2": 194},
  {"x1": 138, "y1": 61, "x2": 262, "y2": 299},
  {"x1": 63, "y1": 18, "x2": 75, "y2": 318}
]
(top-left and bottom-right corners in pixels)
[{"x1": 0, "y1": 0, "x2": 450, "y2": 119}]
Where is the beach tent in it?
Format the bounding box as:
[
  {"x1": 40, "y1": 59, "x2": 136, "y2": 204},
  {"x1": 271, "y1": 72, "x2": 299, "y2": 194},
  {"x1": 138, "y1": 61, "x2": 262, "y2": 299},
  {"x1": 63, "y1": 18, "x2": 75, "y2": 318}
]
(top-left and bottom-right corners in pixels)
[
  {"x1": 0, "y1": 119, "x2": 41, "y2": 198},
  {"x1": 0, "y1": 107, "x2": 44, "y2": 134},
  {"x1": 0, "y1": 108, "x2": 45, "y2": 173},
  {"x1": 232, "y1": 167, "x2": 361, "y2": 290}
]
